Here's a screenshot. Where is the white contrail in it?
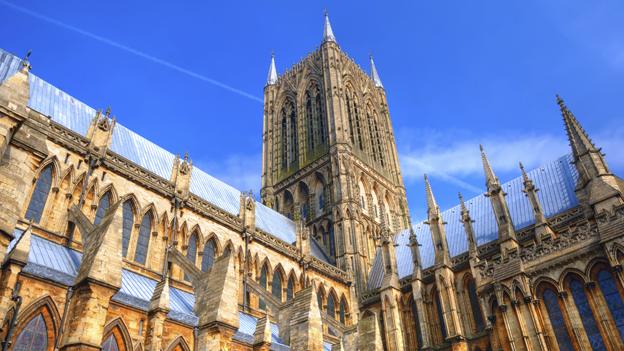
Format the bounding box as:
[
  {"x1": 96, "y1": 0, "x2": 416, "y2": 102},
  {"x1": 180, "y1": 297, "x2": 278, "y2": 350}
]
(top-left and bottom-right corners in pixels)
[{"x1": 0, "y1": 1, "x2": 263, "y2": 103}]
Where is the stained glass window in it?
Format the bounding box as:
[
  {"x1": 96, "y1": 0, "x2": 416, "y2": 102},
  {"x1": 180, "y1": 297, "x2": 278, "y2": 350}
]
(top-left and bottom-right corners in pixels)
[
  {"x1": 597, "y1": 270, "x2": 624, "y2": 340},
  {"x1": 340, "y1": 298, "x2": 346, "y2": 324},
  {"x1": 134, "y1": 213, "x2": 152, "y2": 265},
  {"x1": 327, "y1": 294, "x2": 336, "y2": 319},
  {"x1": 328, "y1": 226, "x2": 335, "y2": 257},
  {"x1": 94, "y1": 192, "x2": 111, "y2": 225},
  {"x1": 13, "y1": 314, "x2": 48, "y2": 351},
  {"x1": 185, "y1": 234, "x2": 197, "y2": 281},
  {"x1": 411, "y1": 298, "x2": 423, "y2": 347},
  {"x1": 435, "y1": 292, "x2": 447, "y2": 339},
  {"x1": 468, "y1": 279, "x2": 485, "y2": 332},
  {"x1": 542, "y1": 288, "x2": 574, "y2": 350},
  {"x1": 121, "y1": 201, "x2": 134, "y2": 257},
  {"x1": 569, "y1": 278, "x2": 606, "y2": 350},
  {"x1": 101, "y1": 334, "x2": 119, "y2": 351},
  {"x1": 201, "y1": 239, "x2": 216, "y2": 272},
  {"x1": 272, "y1": 273, "x2": 282, "y2": 302},
  {"x1": 259, "y1": 265, "x2": 268, "y2": 310},
  {"x1": 287, "y1": 276, "x2": 294, "y2": 301},
  {"x1": 25, "y1": 165, "x2": 53, "y2": 223}
]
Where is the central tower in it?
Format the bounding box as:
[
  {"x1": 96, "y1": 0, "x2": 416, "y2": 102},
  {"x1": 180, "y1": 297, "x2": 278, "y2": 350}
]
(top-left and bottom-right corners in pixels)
[{"x1": 261, "y1": 14, "x2": 410, "y2": 292}]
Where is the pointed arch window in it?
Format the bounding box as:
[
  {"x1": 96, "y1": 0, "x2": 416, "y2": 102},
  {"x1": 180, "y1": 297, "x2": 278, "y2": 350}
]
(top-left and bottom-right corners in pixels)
[
  {"x1": 121, "y1": 201, "x2": 134, "y2": 258},
  {"x1": 596, "y1": 269, "x2": 624, "y2": 340},
  {"x1": 25, "y1": 165, "x2": 53, "y2": 223},
  {"x1": 569, "y1": 278, "x2": 606, "y2": 350},
  {"x1": 281, "y1": 116, "x2": 288, "y2": 169},
  {"x1": 339, "y1": 298, "x2": 347, "y2": 324},
  {"x1": 13, "y1": 313, "x2": 48, "y2": 351},
  {"x1": 272, "y1": 272, "x2": 283, "y2": 302},
  {"x1": 101, "y1": 334, "x2": 120, "y2": 351},
  {"x1": 542, "y1": 288, "x2": 574, "y2": 350},
  {"x1": 467, "y1": 278, "x2": 485, "y2": 332},
  {"x1": 434, "y1": 292, "x2": 447, "y2": 339},
  {"x1": 259, "y1": 265, "x2": 268, "y2": 310},
  {"x1": 201, "y1": 239, "x2": 216, "y2": 272},
  {"x1": 185, "y1": 233, "x2": 197, "y2": 281},
  {"x1": 328, "y1": 225, "x2": 336, "y2": 257},
  {"x1": 346, "y1": 94, "x2": 355, "y2": 144},
  {"x1": 315, "y1": 91, "x2": 326, "y2": 144},
  {"x1": 287, "y1": 276, "x2": 294, "y2": 301},
  {"x1": 94, "y1": 192, "x2": 111, "y2": 225},
  {"x1": 305, "y1": 92, "x2": 315, "y2": 153},
  {"x1": 134, "y1": 212, "x2": 152, "y2": 265},
  {"x1": 327, "y1": 294, "x2": 336, "y2": 319},
  {"x1": 410, "y1": 298, "x2": 423, "y2": 348}
]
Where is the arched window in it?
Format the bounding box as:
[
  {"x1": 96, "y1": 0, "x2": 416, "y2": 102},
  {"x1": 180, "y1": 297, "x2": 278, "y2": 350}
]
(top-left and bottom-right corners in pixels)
[
  {"x1": 410, "y1": 298, "x2": 423, "y2": 347},
  {"x1": 101, "y1": 334, "x2": 120, "y2": 351},
  {"x1": 121, "y1": 201, "x2": 134, "y2": 258},
  {"x1": 434, "y1": 292, "x2": 447, "y2": 339},
  {"x1": 328, "y1": 225, "x2": 335, "y2": 257},
  {"x1": 287, "y1": 101, "x2": 298, "y2": 165},
  {"x1": 280, "y1": 116, "x2": 287, "y2": 169},
  {"x1": 569, "y1": 278, "x2": 606, "y2": 350},
  {"x1": 354, "y1": 103, "x2": 363, "y2": 150},
  {"x1": 372, "y1": 117, "x2": 385, "y2": 166},
  {"x1": 339, "y1": 298, "x2": 347, "y2": 324},
  {"x1": 317, "y1": 289, "x2": 325, "y2": 312},
  {"x1": 367, "y1": 111, "x2": 377, "y2": 162},
  {"x1": 467, "y1": 278, "x2": 485, "y2": 332},
  {"x1": 185, "y1": 233, "x2": 197, "y2": 280},
  {"x1": 223, "y1": 245, "x2": 231, "y2": 257},
  {"x1": 25, "y1": 165, "x2": 53, "y2": 223},
  {"x1": 542, "y1": 288, "x2": 574, "y2": 350},
  {"x1": 287, "y1": 276, "x2": 294, "y2": 301},
  {"x1": 346, "y1": 93, "x2": 355, "y2": 144},
  {"x1": 272, "y1": 272, "x2": 283, "y2": 302},
  {"x1": 315, "y1": 92, "x2": 326, "y2": 144},
  {"x1": 13, "y1": 313, "x2": 48, "y2": 351},
  {"x1": 305, "y1": 92, "x2": 315, "y2": 153},
  {"x1": 134, "y1": 212, "x2": 152, "y2": 265},
  {"x1": 327, "y1": 294, "x2": 336, "y2": 319},
  {"x1": 596, "y1": 269, "x2": 624, "y2": 340},
  {"x1": 201, "y1": 239, "x2": 216, "y2": 272},
  {"x1": 259, "y1": 265, "x2": 268, "y2": 310},
  {"x1": 94, "y1": 192, "x2": 111, "y2": 225}
]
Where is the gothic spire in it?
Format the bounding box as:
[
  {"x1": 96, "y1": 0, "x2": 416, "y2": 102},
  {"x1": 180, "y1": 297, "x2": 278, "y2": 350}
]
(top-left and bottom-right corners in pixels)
[
  {"x1": 424, "y1": 175, "x2": 451, "y2": 265},
  {"x1": 370, "y1": 54, "x2": 383, "y2": 88},
  {"x1": 557, "y1": 95, "x2": 599, "y2": 159},
  {"x1": 266, "y1": 53, "x2": 278, "y2": 86},
  {"x1": 520, "y1": 162, "x2": 555, "y2": 242},
  {"x1": 459, "y1": 192, "x2": 478, "y2": 257},
  {"x1": 480, "y1": 144, "x2": 499, "y2": 191},
  {"x1": 323, "y1": 11, "x2": 337, "y2": 43}
]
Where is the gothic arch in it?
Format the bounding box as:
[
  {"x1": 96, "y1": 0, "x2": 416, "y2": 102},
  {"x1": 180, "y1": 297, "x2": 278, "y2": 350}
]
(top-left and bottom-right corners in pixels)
[
  {"x1": 165, "y1": 336, "x2": 191, "y2": 351},
  {"x1": 559, "y1": 268, "x2": 588, "y2": 289},
  {"x1": 118, "y1": 194, "x2": 141, "y2": 221},
  {"x1": 34, "y1": 156, "x2": 62, "y2": 189},
  {"x1": 97, "y1": 183, "x2": 119, "y2": 204},
  {"x1": 59, "y1": 165, "x2": 75, "y2": 191},
  {"x1": 14, "y1": 295, "x2": 61, "y2": 338},
  {"x1": 138, "y1": 203, "x2": 160, "y2": 225},
  {"x1": 102, "y1": 317, "x2": 133, "y2": 351}
]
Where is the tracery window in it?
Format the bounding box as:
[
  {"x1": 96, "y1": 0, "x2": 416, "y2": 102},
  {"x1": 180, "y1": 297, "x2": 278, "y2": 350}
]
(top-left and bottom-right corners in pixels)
[
  {"x1": 340, "y1": 298, "x2": 347, "y2": 324},
  {"x1": 185, "y1": 233, "x2": 197, "y2": 280},
  {"x1": 542, "y1": 288, "x2": 574, "y2": 350},
  {"x1": 134, "y1": 212, "x2": 152, "y2": 265},
  {"x1": 315, "y1": 92, "x2": 326, "y2": 144},
  {"x1": 346, "y1": 94, "x2": 355, "y2": 144},
  {"x1": 569, "y1": 278, "x2": 606, "y2": 350},
  {"x1": 13, "y1": 313, "x2": 48, "y2": 351},
  {"x1": 201, "y1": 239, "x2": 216, "y2": 272},
  {"x1": 25, "y1": 165, "x2": 53, "y2": 223},
  {"x1": 94, "y1": 192, "x2": 111, "y2": 225},
  {"x1": 372, "y1": 117, "x2": 385, "y2": 167},
  {"x1": 305, "y1": 92, "x2": 315, "y2": 153},
  {"x1": 287, "y1": 276, "x2": 294, "y2": 301},
  {"x1": 259, "y1": 265, "x2": 268, "y2": 310},
  {"x1": 411, "y1": 298, "x2": 423, "y2": 347},
  {"x1": 328, "y1": 225, "x2": 335, "y2": 257},
  {"x1": 121, "y1": 201, "x2": 134, "y2": 258},
  {"x1": 327, "y1": 294, "x2": 336, "y2": 319},
  {"x1": 272, "y1": 272, "x2": 283, "y2": 302},
  {"x1": 434, "y1": 292, "x2": 447, "y2": 339},
  {"x1": 467, "y1": 278, "x2": 485, "y2": 332},
  {"x1": 280, "y1": 116, "x2": 288, "y2": 169},
  {"x1": 101, "y1": 334, "x2": 119, "y2": 351},
  {"x1": 596, "y1": 269, "x2": 624, "y2": 340},
  {"x1": 367, "y1": 111, "x2": 377, "y2": 162}
]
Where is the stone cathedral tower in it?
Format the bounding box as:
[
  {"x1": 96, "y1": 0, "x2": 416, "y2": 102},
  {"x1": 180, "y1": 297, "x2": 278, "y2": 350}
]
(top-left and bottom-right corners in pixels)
[{"x1": 261, "y1": 14, "x2": 410, "y2": 292}]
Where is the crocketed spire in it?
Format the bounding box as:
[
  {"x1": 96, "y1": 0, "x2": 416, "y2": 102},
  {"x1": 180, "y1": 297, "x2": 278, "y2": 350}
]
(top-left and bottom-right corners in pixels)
[
  {"x1": 323, "y1": 11, "x2": 337, "y2": 43},
  {"x1": 266, "y1": 53, "x2": 278, "y2": 86},
  {"x1": 370, "y1": 54, "x2": 383, "y2": 88}
]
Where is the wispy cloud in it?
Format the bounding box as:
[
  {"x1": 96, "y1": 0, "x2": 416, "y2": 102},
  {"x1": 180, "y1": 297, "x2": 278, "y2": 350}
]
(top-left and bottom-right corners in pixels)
[
  {"x1": 399, "y1": 127, "x2": 624, "y2": 194},
  {"x1": 0, "y1": 0, "x2": 263, "y2": 103},
  {"x1": 195, "y1": 154, "x2": 262, "y2": 194}
]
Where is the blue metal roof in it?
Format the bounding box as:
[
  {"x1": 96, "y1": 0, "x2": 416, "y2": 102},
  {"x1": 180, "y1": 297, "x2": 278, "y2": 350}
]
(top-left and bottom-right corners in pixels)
[
  {"x1": 0, "y1": 48, "x2": 321, "y2": 264},
  {"x1": 368, "y1": 155, "x2": 580, "y2": 288}
]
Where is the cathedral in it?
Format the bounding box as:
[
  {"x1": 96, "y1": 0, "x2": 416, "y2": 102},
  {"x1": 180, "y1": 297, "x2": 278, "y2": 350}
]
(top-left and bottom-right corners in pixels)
[{"x1": 0, "y1": 12, "x2": 622, "y2": 351}]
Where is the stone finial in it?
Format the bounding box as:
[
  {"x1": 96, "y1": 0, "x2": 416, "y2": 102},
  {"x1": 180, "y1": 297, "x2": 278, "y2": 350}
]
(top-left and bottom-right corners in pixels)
[
  {"x1": 171, "y1": 153, "x2": 193, "y2": 199},
  {"x1": 423, "y1": 175, "x2": 451, "y2": 266},
  {"x1": 519, "y1": 162, "x2": 555, "y2": 242},
  {"x1": 459, "y1": 192, "x2": 478, "y2": 258},
  {"x1": 86, "y1": 107, "x2": 116, "y2": 157},
  {"x1": 369, "y1": 54, "x2": 384, "y2": 88},
  {"x1": 266, "y1": 53, "x2": 278, "y2": 86},
  {"x1": 240, "y1": 191, "x2": 256, "y2": 233},
  {"x1": 557, "y1": 95, "x2": 600, "y2": 159},
  {"x1": 408, "y1": 227, "x2": 423, "y2": 278},
  {"x1": 480, "y1": 144, "x2": 500, "y2": 191},
  {"x1": 323, "y1": 10, "x2": 337, "y2": 43}
]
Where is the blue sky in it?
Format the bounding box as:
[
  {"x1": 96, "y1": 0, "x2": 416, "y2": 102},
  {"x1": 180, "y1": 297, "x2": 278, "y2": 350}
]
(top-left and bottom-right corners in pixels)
[{"x1": 1, "y1": 1, "x2": 623, "y2": 220}]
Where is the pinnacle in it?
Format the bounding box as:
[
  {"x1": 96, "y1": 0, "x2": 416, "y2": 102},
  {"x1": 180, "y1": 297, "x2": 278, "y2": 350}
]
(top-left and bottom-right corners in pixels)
[{"x1": 323, "y1": 11, "x2": 337, "y2": 43}]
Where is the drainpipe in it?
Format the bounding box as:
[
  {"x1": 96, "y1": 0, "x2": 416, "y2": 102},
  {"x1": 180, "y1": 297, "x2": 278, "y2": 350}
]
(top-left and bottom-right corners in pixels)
[{"x1": 1, "y1": 281, "x2": 22, "y2": 351}]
